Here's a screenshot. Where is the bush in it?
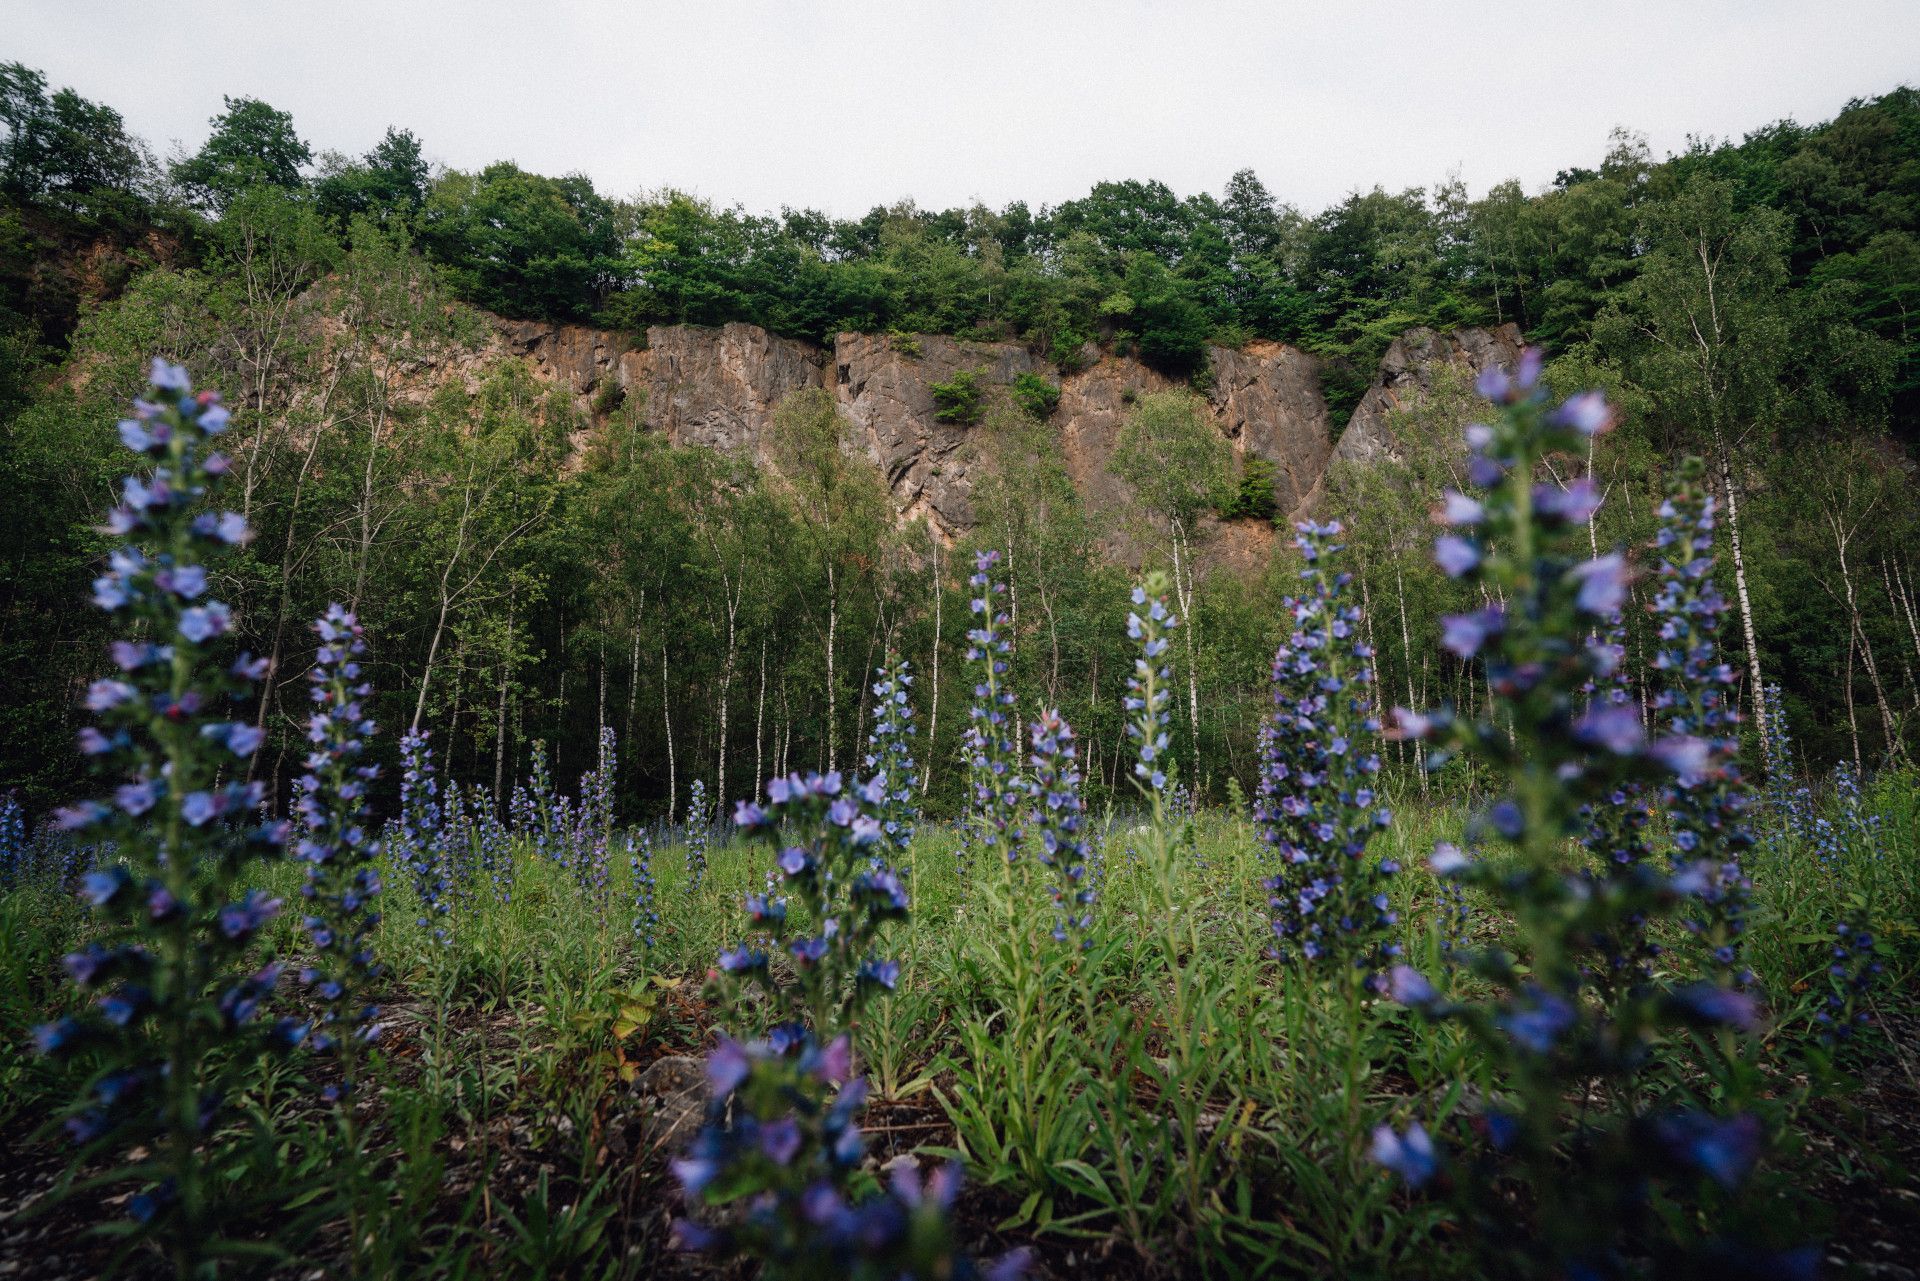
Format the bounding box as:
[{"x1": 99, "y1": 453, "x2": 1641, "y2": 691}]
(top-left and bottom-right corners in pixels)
[
  {"x1": 1218, "y1": 456, "x2": 1278, "y2": 520},
  {"x1": 930, "y1": 368, "x2": 984, "y2": 425},
  {"x1": 1011, "y1": 371, "x2": 1060, "y2": 419}
]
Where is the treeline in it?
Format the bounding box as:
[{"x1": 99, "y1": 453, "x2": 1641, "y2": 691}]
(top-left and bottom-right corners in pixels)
[{"x1": 2, "y1": 62, "x2": 1917, "y2": 820}]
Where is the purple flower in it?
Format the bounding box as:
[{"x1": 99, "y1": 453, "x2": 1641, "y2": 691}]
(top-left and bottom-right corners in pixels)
[
  {"x1": 706, "y1": 1038, "x2": 752, "y2": 1097},
  {"x1": 1552, "y1": 390, "x2": 1612, "y2": 435},
  {"x1": 180, "y1": 792, "x2": 217, "y2": 827},
  {"x1": 1429, "y1": 842, "x2": 1470, "y2": 875},
  {"x1": 1652, "y1": 1111, "x2": 1761, "y2": 1191},
  {"x1": 1389, "y1": 965, "x2": 1440, "y2": 1010},
  {"x1": 1370, "y1": 1122, "x2": 1439, "y2": 1188},
  {"x1": 1669, "y1": 982, "x2": 1759, "y2": 1033},
  {"x1": 1440, "y1": 610, "x2": 1502, "y2": 660},
  {"x1": 1570, "y1": 553, "x2": 1627, "y2": 617},
  {"x1": 149, "y1": 357, "x2": 191, "y2": 392},
  {"x1": 1440, "y1": 490, "x2": 1485, "y2": 525},
  {"x1": 1434, "y1": 534, "x2": 1481, "y2": 578},
  {"x1": 1574, "y1": 704, "x2": 1645, "y2": 755}
]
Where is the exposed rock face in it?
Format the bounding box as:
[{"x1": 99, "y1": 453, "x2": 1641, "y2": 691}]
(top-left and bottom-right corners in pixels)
[
  {"x1": 834, "y1": 333, "x2": 1041, "y2": 535},
  {"x1": 645, "y1": 323, "x2": 827, "y2": 457},
  {"x1": 1205, "y1": 339, "x2": 1333, "y2": 519},
  {"x1": 1333, "y1": 324, "x2": 1526, "y2": 466},
  {"x1": 474, "y1": 314, "x2": 1486, "y2": 563}
]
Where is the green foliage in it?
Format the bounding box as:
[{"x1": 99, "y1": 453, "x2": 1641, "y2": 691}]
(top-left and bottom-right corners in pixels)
[
  {"x1": 314, "y1": 127, "x2": 429, "y2": 230},
  {"x1": 419, "y1": 162, "x2": 621, "y2": 322},
  {"x1": 930, "y1": 367, "x2": 985, "y2": 424},
  {"x1": 169, "y1": 95, "x2": 311, "y2": 211},
  {"x1": 1110, "y1": 390, "x2": 1232, "y2": 531},
  {"x1": 1011, "y1": 371, "x2": 1060, "y2": 418},
  {"x1": 0, "y1": 62, "x2": 149, "y2": 215},
  {"x1": 1217, "y1": 455, "x2": 1277, "y2": 521}
]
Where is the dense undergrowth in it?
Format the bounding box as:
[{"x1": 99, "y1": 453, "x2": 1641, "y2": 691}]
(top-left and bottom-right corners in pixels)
[{"x1": 3, "y1": 772, "x2": 1914, "y2": 1278}]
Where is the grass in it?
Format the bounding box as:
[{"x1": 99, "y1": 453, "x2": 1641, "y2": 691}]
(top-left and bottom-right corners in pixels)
[{"x1": 2, "y1": 768, "x2": 1916, "y2": 1278}]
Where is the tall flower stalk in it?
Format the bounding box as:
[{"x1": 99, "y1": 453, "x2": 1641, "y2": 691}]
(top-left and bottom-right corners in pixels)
[
  {"x1": 292, "y1": 604, "x2": 385, "y2": 1272},
  {"x1": 398, "y1": 729, "x2": 450, "y2": 949},
  {"x1": 38, "y1": 360, "x2": 295, "y2": 1274},
  {"x1": 863, "y1": 652, "x2": 919, "y2": 860},
  {"x1": 684, "y1": 776, "x2": 711, "y2": 896},
  {"x1": 1651, "y1": 460, "x2": 1754, "y2": 987},
  {"x1": 669, "y1": 770, "x2": 1011, "y2": 1279},
  {"x1": 1258, "y1": 520, "x2": 1396, "y2": 988},
  {"x1": 295, "y1": 605, "x2": 384, "y2": 1097},
  {"x1": 964, "y1": 551, "x2": 1024, "y2": 893},
  {"x1": 1026, "y1": 710, "x2": 1092, "y2": 947},
  {"x1": 1379, "y1": 361, "x2": 1801, "y2": 1274}
]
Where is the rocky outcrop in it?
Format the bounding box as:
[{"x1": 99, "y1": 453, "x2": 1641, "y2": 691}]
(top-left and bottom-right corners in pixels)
[
  {"x1": 466, "y1": 314, "x2": 1489, "y2": 562},
  {"x1": 644, "y1": 323, "x2": 828, "y2": 456},
  {"x1": 834, "y1": 333, "x2": 1041, "y2": 534},
  {"x1": 1332, "y1": 324, "x2": 1525, "y2": 466},
  {"x1": 1205, "y1": 339, "x2": 1333, "y2": 518}
]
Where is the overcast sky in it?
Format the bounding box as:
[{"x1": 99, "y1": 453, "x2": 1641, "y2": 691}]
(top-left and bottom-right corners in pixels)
[{"x1": 9, "y1": 0, "x2": 1918, "y2": 217}]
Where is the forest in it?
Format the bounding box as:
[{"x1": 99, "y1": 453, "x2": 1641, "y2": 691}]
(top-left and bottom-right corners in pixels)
[{"x1": 1, "y1": 55, "x2": 1917, "y2": 1281}]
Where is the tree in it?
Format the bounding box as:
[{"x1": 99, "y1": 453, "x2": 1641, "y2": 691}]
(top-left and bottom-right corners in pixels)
[
  {"x1": 1593, "y1": 175, "x2": 1794, "y2": 749},
  {"x1": 171, "y1": 96, "x2": 311, "y2": 211},
  {"x1": 0, "y1": 62, "x2": 149, "y2": 212},
  {"x1": 315, "y1": 127, "x2": 430, "y2": 229},
  {"x1": 419, "y1": 162, "x2": 621, "y2": 321},
  {"x1": 1111, "y1": 390, "x2": 1232, "y2": 786}
]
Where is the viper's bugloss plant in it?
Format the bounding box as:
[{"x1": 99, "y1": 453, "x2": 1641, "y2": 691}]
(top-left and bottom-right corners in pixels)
[
  {"x1": 1027, "y1": 709, "x2": 1092, "y2": 947},
  {"x1": 672, "y1": 1030, "x2": 1027, "y2": 1281},
  {"x1": 964, "y1": 551, "x2": 1023, "y2": 870},
  {"x1": 577, "y1": 726, "x2": 617, "y2": 909},
  {"x1": 1759, "y1": 684, "x2": 1813, "y2": 853},
  {"x1": 1258, "y1": 520, "x2": 1397, "y2": 988},
  {"x1": 0, "y1": 793, "x2": 24, "y2": 890},
  {"x1": 1576, "y1": 615, "x2": 1662, "y2": 1003},
  {"x1": 672, "y1": 772, "x2": 1012, "y2": 1280},
  {"x1": 725, "y1": 771, "x2": 904, "y2": 1035},
  {"x1": 1379, "y1": 360, "x2": 1802, "y2": 1276},
  {"x1": 398, "y1": 729, "x2": 451, "y2": 947},
  {"x1": 1651, "y1": 460, "x2": 1754, "y2": 987},
  {"x1": 863, "y1": 653, "x2": 919, "y2": 859},
  {"x1": 1124, "y1": 575, "x2": 1177, "y2": 801},
  {"x1": 294, "y1": 605, "x2": 383, "y2": 1097},
  {"x1": 631, "y1": 829, "x2": 659, "y2": 950},
  {"x1": 685, "y1": 776, "x2": 711, "y2": 896},
  {"x1": 38, "y1": 360, "x2": 296, "y2": 1274}
]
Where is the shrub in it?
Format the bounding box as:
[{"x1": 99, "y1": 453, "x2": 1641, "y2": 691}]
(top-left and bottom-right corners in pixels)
[
  {"x1": 1218, "y1": 456, "x2": 1278, "y2": 521},
  {"x1": 930, "y1": 368, "x2": 985, "y2": 425},
  {"x1": 1011, "y1": 371, "x2": 1060, "y2": 419}
]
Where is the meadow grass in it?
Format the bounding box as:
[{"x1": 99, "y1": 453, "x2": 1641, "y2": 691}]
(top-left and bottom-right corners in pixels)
[{"x1": 7, "y1": 767, "x2": 1909, "y2": 1277}]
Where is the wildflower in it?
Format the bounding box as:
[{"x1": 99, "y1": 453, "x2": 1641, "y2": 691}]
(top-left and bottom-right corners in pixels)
[
  {"x1": 862, "y1": 653, "x2": 919, "y2": 858},
  {"x1": 42, "y1": 362, "x2": 292, "y2": 1264},
  {"x1": 1027, "y1": 709, "x2": 1093, "y2": 947},
  {"x1": 295, "y1": 606, "x2": 384, "y2": 1085},
  {"x1": 1650, "y1": 461, "x2": 1753, "y2": 987},
  {"x1": 1370, "y1": 1122, "x2": 1439, "y2": 1189},
  {"x1": 964, "y1": 552, "x2": 1024, "y2": 866},
  {"x1": 684, "y1": 776, "x2": 711, "y2": 895},
  {"x1": 1373, "y1": 363, "x2": 1789, "y2": 1273},
  {"x1": 398, "y1": 730, "x2": 451, "y2": 947},
  {"x1": 630, "y1": 829, "x2": 659, "y2": 950},
  {"x1": 1258, "y1": 522, "x2": 1396, "y2": 987}
]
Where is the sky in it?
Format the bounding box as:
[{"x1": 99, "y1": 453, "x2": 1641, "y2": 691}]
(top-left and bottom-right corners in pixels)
[{"x1": 8, "y1": 0, "x2": 1919, "y2": 218}]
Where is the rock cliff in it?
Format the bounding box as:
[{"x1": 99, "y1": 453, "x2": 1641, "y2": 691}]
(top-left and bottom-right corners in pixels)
[
  {"x1": 1332, "y1": 324, "x2": 1526, "y2": 466},
  {"x1": 455, "y1": 314, "x2": 1507, "y2": 563}
]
